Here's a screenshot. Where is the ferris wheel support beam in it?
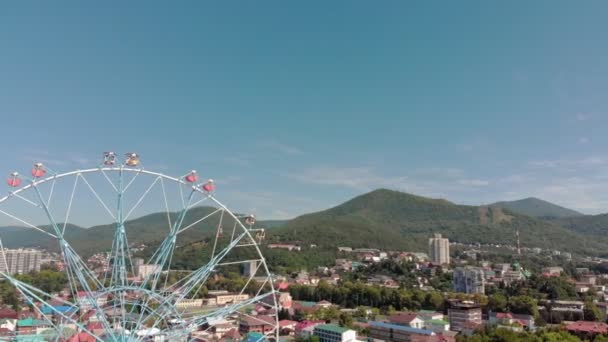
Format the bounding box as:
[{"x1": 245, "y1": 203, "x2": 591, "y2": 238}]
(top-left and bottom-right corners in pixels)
[
  {"x1": 0, "y1": 271, "x2": 108, "y2": 342},
  {"x1": 129, "y1": 188, "x2": 197, "y2": 331},
  {"x1": 140, "y1": 231, "x2": 250, "y2": 334},
  {"x1": 30, "y1": 182, "x2": 114, "y2": 332}
]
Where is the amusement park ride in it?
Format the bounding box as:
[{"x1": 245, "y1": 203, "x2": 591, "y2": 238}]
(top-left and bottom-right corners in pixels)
[{"x1": 0, "y1": 153, "x2": 278, "y2": 342}]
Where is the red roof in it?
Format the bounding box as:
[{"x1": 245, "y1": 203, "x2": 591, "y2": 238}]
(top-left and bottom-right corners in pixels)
[
  {"x1": 279, "y1": 320, "x2": 298, "y2": 327},
  {"x1": 495, "y1": 312, "x2": 513, "y2": 319},
  {"x1": 0, "y1": 308, "x2": 18, "y2": 319},
  {"x1": 566, "y1": 321, "x2": 608, "y2": 334},
  {"x1": 68, "y1": 332, "x2": 96, "y2": 342},
  {"x1": 388, "y1": 312, "x2": 420, "y2": 325},
  {"x1": 240, "y1": 315, "x2": 275, "y2": 327},
  {"x1": 86, "y1": 322, "x2": 103, "y2": 330},
  {"x1": 224, "y1": 328, "x2": 241, "y2": 340},
  {"x1": 295, "y1": 320, "x2": 325, "y2": 332}
]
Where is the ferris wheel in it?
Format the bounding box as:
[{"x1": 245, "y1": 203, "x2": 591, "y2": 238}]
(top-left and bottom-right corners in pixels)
[{"x1": 0, "y1": 152, "x2": 279, "y2": 342}]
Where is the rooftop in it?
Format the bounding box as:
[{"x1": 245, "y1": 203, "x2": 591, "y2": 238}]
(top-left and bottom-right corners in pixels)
[
  {"x1": 369, "y1": 321, "x2": 435, "y2": 336},
  {"x1": 566, "y1": 321, "x2": 608, "y2": 334},
  {"x1": 314, "y1": 324, "x2": 351, "y2": 334}
]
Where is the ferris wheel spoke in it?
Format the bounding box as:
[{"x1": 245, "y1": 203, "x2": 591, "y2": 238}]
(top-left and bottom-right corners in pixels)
[
  {"x1": 137, "y1": 231, "x2": 250, "y2": 334},
  {"x1": 140, "y1": 189, "x2": 196, "y2": 291},
  {"x1": 123, "y1": 176, "x2": 161, "y2": 221},
  {"x1": 100, "y1": 169, "x2": 119, "y2": 193},
  {"x1": 172, "y1": 231, "x2": 248, "y2": 304},
  {"x1": 186, "y1": 196, "x2": 210, "y2": 210},
  {"x1": 79, "y1": 173, "x2": 117, "y2": 220},
  {"x1": 0, "y1": 273, "x2": 109, "y2": 342},
  {"x1": 0, "y1": 208, "x2": 57, "y2": 238},
  {"x1": 156, "y1": 290, "x2": 275, "y2": 340},
  {"x1": 62, "y1": 174, "x2": 80, "y2": 235},
  {"x1": 176, "y1": 207, "x2": 222, "y2": 234},
  {"x1": 46, "y1": 175, "x2": 57, "y2": 210},
  {"x1": 10, "y1": 192, "x2": 39, "y2": 207},
  {"x1": 160, "y1": 177, "x2": 173, "y2": 229},
  {"x1": 122, "y1": 167, "x2": 143, "y2": 193}
]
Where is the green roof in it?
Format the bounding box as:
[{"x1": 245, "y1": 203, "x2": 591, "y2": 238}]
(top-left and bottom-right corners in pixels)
[
  {"x1": 14, "y1": 335, "x2": 47, "y2": 342},
  {"x1": 296, "y1": 301, "x2": 317, "y2": 307},
  {"x1": 426, "y1": 319, "x2": 449, "y2": 325},
  {"x1": 314, "y1": 324, "x2": 350, "y2": 334},
  {"x1": 17, "y1": 318, "x2": 47, "y2": 327}
]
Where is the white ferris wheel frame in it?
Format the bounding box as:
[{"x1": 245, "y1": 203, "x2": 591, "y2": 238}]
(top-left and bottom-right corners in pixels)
[{"x1": 0, "y1": 164, "x2": 280, "y2": 342}]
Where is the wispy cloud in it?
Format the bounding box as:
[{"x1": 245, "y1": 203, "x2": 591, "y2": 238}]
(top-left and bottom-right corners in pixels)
[
  {"x1": 458, "y1": 179, "x2": 490, "y2": 187},
  {"x1": 287, "y1": 166, "x2": 410, "y2": 191},
  {"x1": 258, "y1": 140, "x2": 303, "y2": 155},
  {"x1": 576, "y1": 112, "x2": 591, "y2": 121},
  {"x1": 579, "y1": 137, "x2": 590, "y2": 144},
  {"x1": 223, "y1": 157, "x2": 252, "y2": 168}
]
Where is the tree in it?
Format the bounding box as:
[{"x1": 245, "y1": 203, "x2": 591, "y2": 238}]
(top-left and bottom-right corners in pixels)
[
  {"x1": 487, "y1": 293, "x2": 508, "y2": 313},
  {"x1": 509, "y1": 295, "x2": 539, "y2": 318},
  {"x1": 339, "y1": 312, "x2": 354, "y2": 328},
  {"x1": 584, "y1": 300, "x2": 604, "y2": 322},
  {"x1": 279, "y1": 308, "x2": 291, "y2": 320}
]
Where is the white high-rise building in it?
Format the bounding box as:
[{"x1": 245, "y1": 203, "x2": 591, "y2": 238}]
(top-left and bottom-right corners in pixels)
[
  {"x1": 0, "y1": 248, "x2": 43, "y2": 274},
  {"x1": 428, "y1": 234, "x2": 450, "y2": 265}
]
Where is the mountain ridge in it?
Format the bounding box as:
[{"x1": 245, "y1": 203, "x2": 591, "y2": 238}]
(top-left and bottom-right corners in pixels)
[
  {"x1": 490, "y1": 197, "x2": 583, "y2": 219},
  {"x1": 268, "y1": 189, "x2": 605, "y2": 255},
  {"x1": 0, "y1": 189, "x2": 605, "y2": 257}
]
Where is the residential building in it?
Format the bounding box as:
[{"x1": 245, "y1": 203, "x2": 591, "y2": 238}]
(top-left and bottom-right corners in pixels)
[
  {"x1": 267, "y1": 244, "x2": 301, "y2": 251},
  {"x1": 242, "y1": 260, "x2": 258, "y2": 277},
  {"x1": 488, "y1": 312, "x2": 535, "y2": 331},
  {"x1": 448, "y1": 301, "x2": 482, "y2": 332},
  {"x1": 428, "y1": 234, "x2": 449, "y2": 265},
  {"x1": 296, "y1": 320, "x2": 325, "y2": 339},
  {"x1": 453, "y1": 267, "x2": 485, "y2": 294},
  {"x1": 239, "y1": 315, "x2": 275, "y2": 334},
  {"x1": 206, "y1": 290, "x2": 250, "y2": 306},
  {"x1": 136, "y1": 264, "x2": 161, "y2": 280},
  {"x1": 368, "y1": 321, "x2": 455, "y2": 342},
  {"x1": 0, "y1": 248, "x2": 42, "y2": 274},
  {"x1": 387, "y1": 312, "x2": 425, "y2": 329},
  {"x1": 313, "y1": 324, "x2": 356, "y2": 342},
  {"x1": 175, "y1": 298, "x2": 203, "y2": 309},
  {"x1": 541, "y1": 267, "x2": 563, "y2": 277}
]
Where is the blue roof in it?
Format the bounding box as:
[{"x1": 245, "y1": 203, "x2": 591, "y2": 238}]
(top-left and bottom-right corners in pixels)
[
  {"x1": 369, "y1": 321, "x2": 435, "y2": 336},
  {"x1": 244, "y1": 332, "x2": 266, "y2": 342},
  {"x1": 41, "y1": 305, "x2": 75, "y2": 315}
]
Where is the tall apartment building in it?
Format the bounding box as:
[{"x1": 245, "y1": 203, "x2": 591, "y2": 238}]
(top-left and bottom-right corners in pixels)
[
  {"x1": 448, "y1": 301, "x2": 482, "y2": 332},
  {"x1": 453, "y1": 267, "x2": 485, "y2": 294},
  {"x1": 0, "y1": 248, "x2": 43, "y2": 275},
  {"x1": 428, "y1": 234, "x2": 450, "y2": 265}
]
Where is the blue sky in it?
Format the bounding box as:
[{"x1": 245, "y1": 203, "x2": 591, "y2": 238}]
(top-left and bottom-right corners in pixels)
[{"x1": 1, "y1": 1, "x2": 608, "y2": 225}]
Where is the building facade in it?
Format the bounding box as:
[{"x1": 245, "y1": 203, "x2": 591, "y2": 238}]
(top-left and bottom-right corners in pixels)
[
  {"x1": 313, "y1": 324, "x2": 356, "y2": 342},
  {"x1": 428, "y1": 234, "x2": 450, "y2": 265},
  {"x1": 448, "y1": 302, "x2": 482, "y2": 332},
  {"x1": 0, "y1": 249, "x2": 42, "y2": 275},
  {"x1": 453, "y1": 267, "x2": 485, "y2": 294}
]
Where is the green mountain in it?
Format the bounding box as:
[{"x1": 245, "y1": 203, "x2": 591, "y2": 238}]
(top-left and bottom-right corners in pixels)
[
  {"x1": 490, "y1": 197, "x2": 583, "y2": 219},
  {"x1": 0, "y1": 190, "x2": 605, "y2": 258},
  {"x1": 0, "y1": 206, "x2": 273, "y2": 255},
  {"x1": 267, "y1": 189, "x2": 604, "y2": 255},
  {"x1": 557, "y1": 213, "x2": 608, "y2": 237}
]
